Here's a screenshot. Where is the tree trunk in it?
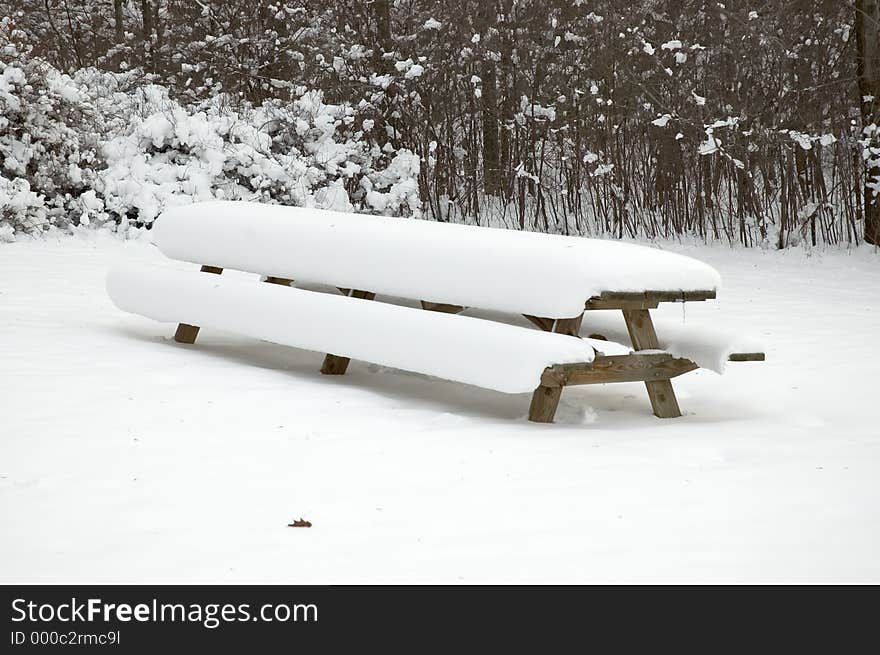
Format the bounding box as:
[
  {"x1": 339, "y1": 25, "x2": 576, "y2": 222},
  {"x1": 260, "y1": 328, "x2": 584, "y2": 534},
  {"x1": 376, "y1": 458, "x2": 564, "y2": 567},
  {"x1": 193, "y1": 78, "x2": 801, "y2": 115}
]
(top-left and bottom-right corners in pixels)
[
  {"x1": 153, "y1": 0, "x2": 163, "y2": 73},
  {"x1": 375, "y1": 0, "x2": 391, "y2": 62},
  {"x1": 114, "y1": 0, "x2": 124, "y2": 43},
  {"x1": 140, "y1": 0, "x2": 154, "y2": 72},
  {"x1": 477, "y1": 4, "x2": 500, "y2": 195},
  {"x1": 373, "y1": 0, "x2": 397, "y2": 150},
  {"x1": 481, "y1": 64, "x2": 501, "y2": 195},
  {"x1": 856, "y1": 0, "x2": 880, "y2": 244}
]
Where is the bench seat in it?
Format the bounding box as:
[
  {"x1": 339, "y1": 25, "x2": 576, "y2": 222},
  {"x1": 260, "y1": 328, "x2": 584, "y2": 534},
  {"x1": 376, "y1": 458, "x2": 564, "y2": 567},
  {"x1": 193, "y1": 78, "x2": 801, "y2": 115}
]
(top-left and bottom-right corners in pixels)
[{"x1": 107, "y1": 264, "x2": 598, "y2": 394}]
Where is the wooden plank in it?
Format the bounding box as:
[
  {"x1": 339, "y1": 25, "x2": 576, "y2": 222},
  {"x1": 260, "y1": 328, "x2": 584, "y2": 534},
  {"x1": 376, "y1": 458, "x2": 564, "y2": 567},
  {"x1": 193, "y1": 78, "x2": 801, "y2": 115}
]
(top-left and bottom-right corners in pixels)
[
  {"x1": 524, "y1": 314, "x2": 584, "y2": 334},
  {"x1": 600, "y1": 290, "x2": 716, "y2": 302},
  {"x1": 621, "y1": 308, "x2": 659, "y2": 350},
  {"x1": 320, "y1": 353, "x2": 352, "y2": 375},
  {"x1": 641, "y1": 380, "x2": 681, "y2": 419},
  {"x1": 528, "y1": 385, "x2": 563, "y2": 423},
  {"x1": 265, "y1": 276, "x2": 293, "y2": 286},
  {"x1": 421, "y1": 300, "x2": 464, "y2": 314},
  {"x1": 526, "y1": 311, "x2": 586, "y2": 423},
  {"x1": 585, "y1": 297, "x2": 659, "y2": 310},
  {"x1": 540, "y1": 351, "x2": 761, "y2": 388},
  {"x1": 542, "y1": 354, "x2": 698, "y2": 387},
  {"x1": 173, "y1": 265, "x2": 222, "y2": 344},
  {"x1": 523, "y1": 314, "x2": 555, "y2": 332},
  {"x1": 173, "y1": 323, "x2": 201, "y2": 344},
  {"x1": 552, "y1": 315, "x2": 584, "y2": 337},
  {"x1": 621, "y1": 308, "x2": 682, "y2": 418},
  {"x1": 728, "y1": 352, "x2": 765, "y2": 362},
  {"x1": 348, "y1": 290, "x2": 376, "y2": 301},
  {"x1": 320, "y1": 289, "x2": 376, "y2": 375},
  {"x1": 533, "y1": 344, "x2": 757, "y2": 421},
  {"x1": 585, "y1": 289, "x2": 715, "y2": 310}
]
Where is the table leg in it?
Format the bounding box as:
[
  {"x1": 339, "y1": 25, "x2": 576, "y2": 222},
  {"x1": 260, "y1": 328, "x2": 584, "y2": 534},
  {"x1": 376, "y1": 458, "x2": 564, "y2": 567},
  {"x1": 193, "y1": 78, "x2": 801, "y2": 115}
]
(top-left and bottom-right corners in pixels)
[
  {"x1": 621, "y1": 309, "x2": 682, "y2": 418},
  {"x1": 321, "y1": 289, "x2": 376, "y2": 375},
  {"x1": 527, "y1": 312, "x2": 584, "y2": 423},
  {"x1": 173, "y1": 265, "x2": 223, "y2": 344}
]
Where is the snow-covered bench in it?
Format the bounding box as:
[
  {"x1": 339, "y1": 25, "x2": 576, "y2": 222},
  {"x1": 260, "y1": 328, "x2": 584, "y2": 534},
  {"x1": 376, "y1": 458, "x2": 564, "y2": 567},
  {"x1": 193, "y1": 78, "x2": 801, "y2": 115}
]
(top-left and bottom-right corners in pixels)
[{"x1": 107, "y1": 201, "x2": 763, "y2": 422}]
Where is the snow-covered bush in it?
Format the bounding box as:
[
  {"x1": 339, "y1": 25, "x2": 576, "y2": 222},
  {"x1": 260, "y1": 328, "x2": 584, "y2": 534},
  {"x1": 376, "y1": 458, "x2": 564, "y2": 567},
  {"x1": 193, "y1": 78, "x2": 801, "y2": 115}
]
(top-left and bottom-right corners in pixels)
[
  {"x1": 0, "y1": 175, "x2": 44, "y2": 234},
  {"x1": 0, "y1": 41, "x2": 144, "y2": 235},
  {"x1": 0, "y1": 50, "x2": 93, "y2": 232},
  {"x1": 361, "y1": 149, "x2": 422, "y2": 215},
  {"x1": 0, "y1": 46, "x2": 423, "y2": 238},
  {"x1": 97, "y1": 86, "x2": 421, "y2": 227}
]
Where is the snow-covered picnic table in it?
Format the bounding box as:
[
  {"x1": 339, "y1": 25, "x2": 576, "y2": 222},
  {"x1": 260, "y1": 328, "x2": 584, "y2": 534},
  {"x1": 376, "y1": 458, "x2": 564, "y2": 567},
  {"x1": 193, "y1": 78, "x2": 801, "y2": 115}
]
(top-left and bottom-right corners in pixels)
[{"x1": 108, "y1": 201, "x2": 763, "y2": 421}]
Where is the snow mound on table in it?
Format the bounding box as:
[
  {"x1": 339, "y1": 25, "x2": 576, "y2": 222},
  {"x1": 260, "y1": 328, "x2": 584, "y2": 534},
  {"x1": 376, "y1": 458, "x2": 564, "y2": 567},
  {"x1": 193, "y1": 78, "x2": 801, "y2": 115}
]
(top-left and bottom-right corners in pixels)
[
  {"x1": 106, "y1": 264, "x2": 596, "y2": 394},
  {"x1": 580, "y1": 313, "x2": 763, "y2": 374},
  {"x1": 150, "y1": 201, "x2": 722, "y2": 318}
]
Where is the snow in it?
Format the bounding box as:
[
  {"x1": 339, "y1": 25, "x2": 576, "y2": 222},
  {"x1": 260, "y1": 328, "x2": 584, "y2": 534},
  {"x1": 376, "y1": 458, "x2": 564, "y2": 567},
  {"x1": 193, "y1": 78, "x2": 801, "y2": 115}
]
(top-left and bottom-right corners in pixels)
[
  {"x1": 699, "y1": 134, "x2": 722, "y2": 155},
  {"x1": 404, "y1": 64, "x2": 425, "y2": 79},
  {"x1": 519, "y1": 96, "x2": 557, "y2": 123},
  {"x1": 313, "y1": 181, "x2": 354, "y2": 213},
  {"x1": 790, "y1": 131, "x2": 813, "y2": 151},
  {"x1": 151, "y1": 201, "x2": 722, "y2": 318},
  {"x1": 2, "y1": 234, "x2": 879, "y2": 583},
  {"x1": 106, "y1": 263, "x2": 595, "y2": 394}
]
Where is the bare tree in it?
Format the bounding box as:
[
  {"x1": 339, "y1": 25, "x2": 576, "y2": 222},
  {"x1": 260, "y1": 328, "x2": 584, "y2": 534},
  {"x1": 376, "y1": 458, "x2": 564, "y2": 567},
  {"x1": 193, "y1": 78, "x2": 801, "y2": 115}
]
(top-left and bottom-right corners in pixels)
[
  {"x1": 856, "y1": 0, "x2": 880, "y2": 244},
  {"x1": 477, "y1": 3, "x2": 500, "y2": 195},
  {"x1": 113, "y1": 0, "x2": 124, "y2": 44},
  {"x1": 140, "y1": 0, "x2": 154, "y2": 71}
]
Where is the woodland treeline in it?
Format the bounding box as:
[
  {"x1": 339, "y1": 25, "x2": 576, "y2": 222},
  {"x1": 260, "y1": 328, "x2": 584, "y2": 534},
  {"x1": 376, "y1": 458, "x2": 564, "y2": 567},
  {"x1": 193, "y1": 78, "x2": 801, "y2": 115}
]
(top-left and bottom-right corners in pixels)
[{"x1": 1, "y1": 0, "x2": 879, "y2": 247}]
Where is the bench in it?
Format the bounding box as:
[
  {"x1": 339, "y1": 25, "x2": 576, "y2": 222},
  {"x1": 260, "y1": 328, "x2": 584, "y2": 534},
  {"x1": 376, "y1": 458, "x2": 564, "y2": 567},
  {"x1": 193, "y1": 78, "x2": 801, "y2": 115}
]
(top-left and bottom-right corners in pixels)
[{"x1": 107, "y1": 201, "x2": 764, "y2": 422}]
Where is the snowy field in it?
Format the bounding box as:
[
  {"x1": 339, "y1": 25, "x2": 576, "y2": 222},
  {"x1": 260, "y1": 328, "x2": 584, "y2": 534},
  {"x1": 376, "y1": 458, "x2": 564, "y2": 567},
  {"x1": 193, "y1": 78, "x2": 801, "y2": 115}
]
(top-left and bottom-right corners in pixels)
[{"x1": 2, "y1": 232, "x2": 879, "y2": 583}]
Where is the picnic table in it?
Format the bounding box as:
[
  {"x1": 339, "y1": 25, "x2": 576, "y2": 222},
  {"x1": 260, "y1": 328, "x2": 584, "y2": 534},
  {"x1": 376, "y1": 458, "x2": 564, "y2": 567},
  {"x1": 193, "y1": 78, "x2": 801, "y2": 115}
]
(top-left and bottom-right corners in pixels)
[{"x1": 107, "y1": 201, "x2": 763, "y2": 422}]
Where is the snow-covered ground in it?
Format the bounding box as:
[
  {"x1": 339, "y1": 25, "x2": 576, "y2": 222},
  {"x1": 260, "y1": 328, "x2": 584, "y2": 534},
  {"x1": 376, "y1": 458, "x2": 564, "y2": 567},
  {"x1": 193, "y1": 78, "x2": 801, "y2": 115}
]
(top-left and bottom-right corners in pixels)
[{"x1": 2, "y1": 231, "x2": 879, "y2": 583}]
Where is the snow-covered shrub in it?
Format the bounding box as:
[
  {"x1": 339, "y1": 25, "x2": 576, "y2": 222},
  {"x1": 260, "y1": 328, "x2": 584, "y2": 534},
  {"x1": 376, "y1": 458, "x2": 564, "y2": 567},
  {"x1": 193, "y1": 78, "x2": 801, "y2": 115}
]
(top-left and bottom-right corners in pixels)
[
  {"x1": 1, "y1": 51, "x2": 89, "y2": 231},
  {"x1": 361, "y1": 149, "x2": 422, "y2": 215},
  {"x1": 0, "y1": 174, "x2": 44, "y2": 235},
  {"x1": 97, "y1": 86, "x2": 421, "y2": 227},
  {"x1": 0, "y1": 39, "x2": 424, "y2": 238},
  {"x1": 0, "y1": 43, "x2": 140, "y2": 234}
]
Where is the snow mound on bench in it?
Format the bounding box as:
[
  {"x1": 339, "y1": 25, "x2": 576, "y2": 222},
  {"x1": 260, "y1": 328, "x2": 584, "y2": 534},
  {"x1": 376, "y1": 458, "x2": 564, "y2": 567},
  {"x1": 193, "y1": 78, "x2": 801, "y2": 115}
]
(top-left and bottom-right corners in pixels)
[
  {"x1": 151, "y1": 201, "x2": 721, "y2": 318},
  {"x1": 580, "y1": 313, "x2": 763, "y2": 374},
  {"x1": 107, "y1": 264, "x2": 596, "y2": 394}
]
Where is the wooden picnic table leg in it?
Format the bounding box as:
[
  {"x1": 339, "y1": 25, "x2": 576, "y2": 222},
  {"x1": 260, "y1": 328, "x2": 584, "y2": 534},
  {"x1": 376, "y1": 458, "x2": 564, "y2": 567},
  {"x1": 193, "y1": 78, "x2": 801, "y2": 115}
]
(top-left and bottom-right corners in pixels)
[
  {"x1": 421, "y1": 300, "x2": 464, "y2": 314},
  {"x1": 621, "y1": 308, "x2": 682, "y2": 418},
  {"x1": 551, "y1": 315, "x2": 584, "y2": 336},
  {"x1": 320, "y1": 289, "x2": 376, "y2": 375},
  {"x1": 173, "y1": 265, "x2": 223, "y2": 344},
  {"x1": 523, "y1": 315, "x2": 554, "y2": 331},
  {"x1": 524, "y1": 314, "x2": 583, "y2": 335},
  {"x1": 529, "y1": 384, "x2": 563, "y2": 423},
  {"x1": 528, "y1": 312, "x2": 584, "y2": 423},
  {"x1": 265, "y1": 276, "x2": 293, "y2": 286}
]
